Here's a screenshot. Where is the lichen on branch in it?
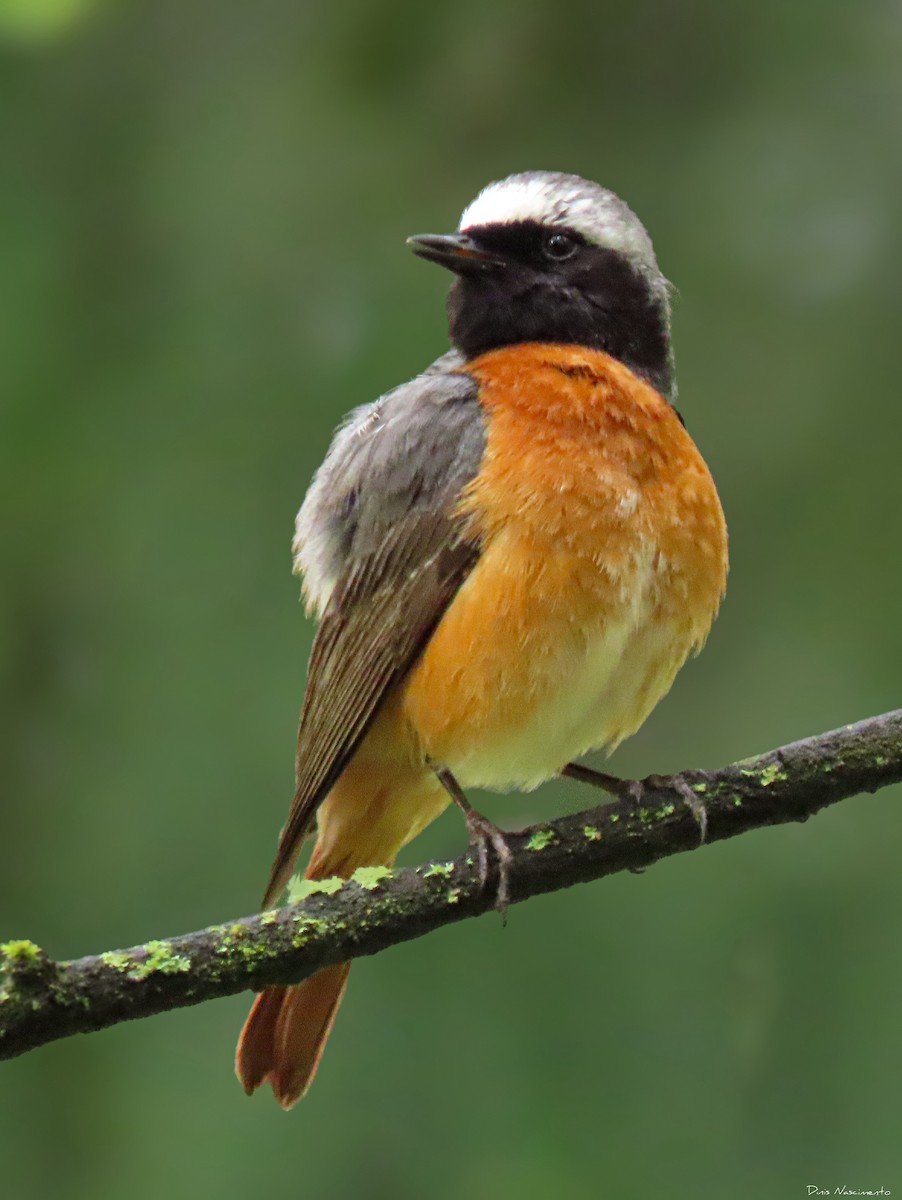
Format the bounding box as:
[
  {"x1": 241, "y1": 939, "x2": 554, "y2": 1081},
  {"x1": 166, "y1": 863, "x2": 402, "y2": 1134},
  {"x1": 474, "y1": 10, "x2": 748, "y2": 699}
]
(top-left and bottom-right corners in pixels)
[{"x1": 2, "y1": 710, "x2": 901, "y2": 1064}]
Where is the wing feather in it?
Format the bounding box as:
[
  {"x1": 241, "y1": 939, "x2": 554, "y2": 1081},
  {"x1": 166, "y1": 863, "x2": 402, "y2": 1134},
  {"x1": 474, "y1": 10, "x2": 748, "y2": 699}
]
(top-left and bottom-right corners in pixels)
[
  {"x1": 262, "y1": 508, "x2": 479, "y2": 907},
  {"x1": 260, "y1": 360, "x2": 484, "y2": 907}
]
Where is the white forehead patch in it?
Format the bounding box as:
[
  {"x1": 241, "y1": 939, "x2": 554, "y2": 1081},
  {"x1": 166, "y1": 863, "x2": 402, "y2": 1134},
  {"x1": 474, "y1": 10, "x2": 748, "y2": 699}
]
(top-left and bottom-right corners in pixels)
[{"x1": 459, "y1": 172, "x2": 656, "y2": 269}]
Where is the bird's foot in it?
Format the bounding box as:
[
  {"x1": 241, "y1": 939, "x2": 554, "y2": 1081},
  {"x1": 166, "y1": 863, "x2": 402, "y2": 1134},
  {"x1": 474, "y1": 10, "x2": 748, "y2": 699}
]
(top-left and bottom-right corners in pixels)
[
  {"x1": 434, "y1": 766, "x2": 514, "y2": 919},
  {"x1": 561, "y1": 762, "x2": 707, "y2": 846},
  {"x1": 643, "y1": 773, "x2": 708, "y2": 845}
]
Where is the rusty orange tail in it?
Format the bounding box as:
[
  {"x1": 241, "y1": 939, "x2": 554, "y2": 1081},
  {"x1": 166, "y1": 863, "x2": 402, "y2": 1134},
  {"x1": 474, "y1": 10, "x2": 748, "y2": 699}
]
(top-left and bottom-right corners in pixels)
[
  {"x1": 235, "y1": 748, "x2": 448, "y2": 1107},
  {"x1": 235, "y1": 965, "x2": 351, "y2": 1108}
]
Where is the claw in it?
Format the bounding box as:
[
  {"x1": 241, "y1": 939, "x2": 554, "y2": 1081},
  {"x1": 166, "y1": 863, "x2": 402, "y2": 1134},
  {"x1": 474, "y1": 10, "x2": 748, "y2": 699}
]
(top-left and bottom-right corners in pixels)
[
  {"x1": 645, "y1": 773, "x2": 708, "y2": 845},
  {"x1": 434, "y1": 766, "x2": 514, "y2": 920},
  {"x1": 562, "y1": 762, "x2": 708, "y2": 846}
]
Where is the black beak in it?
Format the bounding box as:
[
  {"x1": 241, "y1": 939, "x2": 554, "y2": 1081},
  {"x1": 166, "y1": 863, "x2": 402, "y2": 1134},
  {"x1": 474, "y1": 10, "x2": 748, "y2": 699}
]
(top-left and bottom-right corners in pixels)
[{"x1": 407, "y1": 232, "x2": 506, "y2": 275}]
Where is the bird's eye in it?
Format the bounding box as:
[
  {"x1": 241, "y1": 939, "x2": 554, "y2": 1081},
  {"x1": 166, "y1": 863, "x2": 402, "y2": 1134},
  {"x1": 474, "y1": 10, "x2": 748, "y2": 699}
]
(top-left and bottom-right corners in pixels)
[{"x1": 543, "y1": 231, "x2": 579, "y2": 261}]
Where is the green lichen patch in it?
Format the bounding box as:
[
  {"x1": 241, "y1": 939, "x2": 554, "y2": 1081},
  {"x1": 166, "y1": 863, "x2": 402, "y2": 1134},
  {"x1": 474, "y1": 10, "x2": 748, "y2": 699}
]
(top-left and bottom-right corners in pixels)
[
  {"x1": 288, "y1": 875, "x2": 344, "y2": 903},
  {"x1": 0, "y1": 941, "x2": 51, "y2": 1003},
  {"x1": 215, "y1": 923, "x2": 249, "y2": 957},
  {"x1": 291, "y1": 916, "x2": 327, "y2": 948},
  {"x1": 421, "y1": 861, "x2": 455, "y2": 878},
  {"x1": 582, "y1": 825, "x2": 602, "y2": 841},
  {"x1": 99, "y1": 951, "x2": 131, "y2": 972},
  {"x1": 127, "y1": 941, "x2": 191, "y2": 981},
  {"x1": 446, "y1": 888, "x2": 462, "y2": 904},
  {"x1": 351, "y1": 866, "x2": 393, "y2": 890},
  {"x1": 0, "y1": 940, "x2": 50, "y2": 1004},
  {"x1": 1, "y1": 940, "x2": 42, "y2": 963},
  {"x1": 527, "y1": 829, "x2": 556, "y2": 852},
  {"x1": 656, "y1": 802, "x2": 676, "y2": 819},
  {"x1": 759, "y1": 761, "x2": 787, "y2": 787},
  {"x1": 214, "y1": 923, "x2": 282, "y2": 973}
]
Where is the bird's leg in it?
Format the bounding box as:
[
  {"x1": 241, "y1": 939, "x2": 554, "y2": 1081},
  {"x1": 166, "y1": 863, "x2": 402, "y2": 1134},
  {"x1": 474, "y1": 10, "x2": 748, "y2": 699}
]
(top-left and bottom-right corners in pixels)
[
  {"x1": 561, "y1": 762, "x2": 707, "y2": 846},
  {"x1": 434, "y1": 766, "x2": 513, "y2": 917},
  {"x1": 560, "y1": 761, "x2": 643, "y2": 803}
]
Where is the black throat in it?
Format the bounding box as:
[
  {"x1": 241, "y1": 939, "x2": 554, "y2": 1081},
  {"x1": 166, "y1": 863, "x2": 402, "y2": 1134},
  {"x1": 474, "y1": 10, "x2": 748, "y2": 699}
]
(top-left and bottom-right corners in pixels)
[{"x1": 446, "y1": 221, "x2": 674, "y2": 401}]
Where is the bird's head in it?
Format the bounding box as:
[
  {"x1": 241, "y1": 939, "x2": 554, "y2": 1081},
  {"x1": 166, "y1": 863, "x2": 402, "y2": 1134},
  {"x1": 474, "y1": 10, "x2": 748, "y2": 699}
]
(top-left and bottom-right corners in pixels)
[{"x1": 408, "y1": 170, "x2": 675, "y2": 401}]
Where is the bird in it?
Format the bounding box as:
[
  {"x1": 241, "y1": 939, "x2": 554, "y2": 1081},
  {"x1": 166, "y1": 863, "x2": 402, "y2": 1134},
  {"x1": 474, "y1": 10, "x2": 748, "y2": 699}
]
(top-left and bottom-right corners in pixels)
[{"x1": 235, "y1": 170, "x2": 728, "y2": 1108}]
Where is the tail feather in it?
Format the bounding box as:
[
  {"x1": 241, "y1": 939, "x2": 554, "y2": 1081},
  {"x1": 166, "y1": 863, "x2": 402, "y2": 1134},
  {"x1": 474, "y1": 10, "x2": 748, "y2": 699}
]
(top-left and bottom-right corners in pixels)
[
  {"x1": 235, "y1": 751, "x2": 448, "y2": 1105},
  {"x1": 235, "y1": 965, "x2": 351, "y2": 1109},
  {"x1": 235, "y1": 986, "x2": 286, "y2": 1096}
]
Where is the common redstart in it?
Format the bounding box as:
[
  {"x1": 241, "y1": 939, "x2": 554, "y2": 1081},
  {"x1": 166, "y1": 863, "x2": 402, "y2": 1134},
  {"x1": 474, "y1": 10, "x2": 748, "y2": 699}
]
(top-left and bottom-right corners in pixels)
[{"x1": 235, "y1": 171, "x2": 728, "y2": 1107}]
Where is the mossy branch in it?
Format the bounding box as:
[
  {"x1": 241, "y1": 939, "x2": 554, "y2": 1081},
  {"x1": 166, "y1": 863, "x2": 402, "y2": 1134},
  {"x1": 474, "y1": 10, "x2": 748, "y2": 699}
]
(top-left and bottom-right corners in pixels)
[{"x1": 2, "y1": 710, "x2": 901, "y2": 1064}]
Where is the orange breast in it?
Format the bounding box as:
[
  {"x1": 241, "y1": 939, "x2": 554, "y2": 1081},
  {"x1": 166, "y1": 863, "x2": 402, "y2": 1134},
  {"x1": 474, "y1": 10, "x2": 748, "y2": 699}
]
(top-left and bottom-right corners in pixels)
[{"x1": 401, "y1": 343, "x2": 728, "y2": 789}]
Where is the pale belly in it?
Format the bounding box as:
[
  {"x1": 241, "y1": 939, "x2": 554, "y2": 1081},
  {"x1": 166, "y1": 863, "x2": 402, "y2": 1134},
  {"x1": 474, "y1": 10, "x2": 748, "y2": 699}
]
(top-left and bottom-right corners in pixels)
[
  {"x1": 447, "y1": 609, "x2": 692, "y2": 791},
  {"x1": 403, "y1": 532, "x2": 710, "y2": 792}
]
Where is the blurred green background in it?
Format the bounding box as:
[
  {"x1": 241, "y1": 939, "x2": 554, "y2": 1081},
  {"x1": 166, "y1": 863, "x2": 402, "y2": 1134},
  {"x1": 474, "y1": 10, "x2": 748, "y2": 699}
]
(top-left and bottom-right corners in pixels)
[{"x1": 2, "y1": 1, "x2": 901, "y2": 1196}]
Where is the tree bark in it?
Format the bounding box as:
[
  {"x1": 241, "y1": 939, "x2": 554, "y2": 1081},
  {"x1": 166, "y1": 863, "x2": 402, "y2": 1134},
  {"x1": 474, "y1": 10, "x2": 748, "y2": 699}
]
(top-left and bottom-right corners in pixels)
[{"x1": 2, "y1": 710, "x2": 900, "y2": 1063}]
